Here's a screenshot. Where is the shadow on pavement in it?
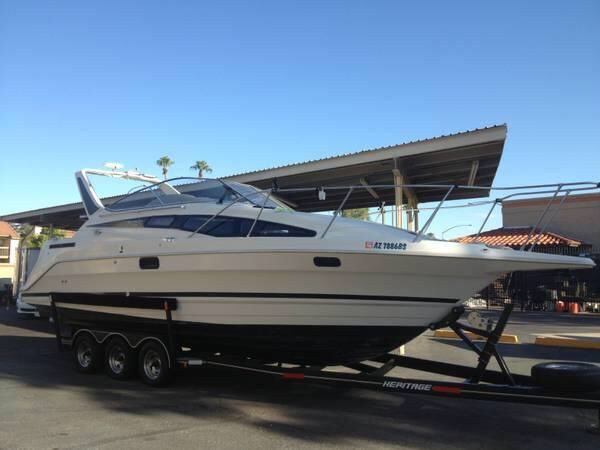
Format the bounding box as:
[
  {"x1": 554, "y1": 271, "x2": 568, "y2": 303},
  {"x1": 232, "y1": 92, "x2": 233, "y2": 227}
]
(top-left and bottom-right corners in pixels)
[{"x1": 0, "y1": 310, "x2": 598, "y2": 449}]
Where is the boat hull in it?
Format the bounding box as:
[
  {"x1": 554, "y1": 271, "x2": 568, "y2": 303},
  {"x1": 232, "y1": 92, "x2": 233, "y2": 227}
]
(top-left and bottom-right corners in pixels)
[
  {"x1": 23, "y1": 247, "x2": 592, "y2": 364},
  {"x1": 29, "y1": 288, "x2": 452, "y2": 364},
  {"x1": 39, "y1": 305, "x2": 425, "y2": 364}
]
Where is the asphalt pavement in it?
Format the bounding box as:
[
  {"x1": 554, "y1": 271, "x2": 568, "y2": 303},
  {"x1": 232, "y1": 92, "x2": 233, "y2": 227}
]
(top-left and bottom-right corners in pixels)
[{"x1": 1, "y1": 308, "x2": 599, "y2": 450}]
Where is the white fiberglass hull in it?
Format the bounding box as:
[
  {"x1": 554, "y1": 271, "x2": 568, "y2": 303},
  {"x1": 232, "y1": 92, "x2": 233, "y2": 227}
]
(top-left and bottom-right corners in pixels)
[
  {"x1": 22, "y1": 239, "x2": 595, "y2": 363},
  {"x1": 23, "y1": 249, "x2": 502, "y2": 325}
]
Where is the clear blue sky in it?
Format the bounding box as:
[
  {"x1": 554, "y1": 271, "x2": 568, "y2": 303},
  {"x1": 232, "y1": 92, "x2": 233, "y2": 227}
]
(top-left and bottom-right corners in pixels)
[{"x1": 1, "y1": 1, "x2": 599, "y2": 238}]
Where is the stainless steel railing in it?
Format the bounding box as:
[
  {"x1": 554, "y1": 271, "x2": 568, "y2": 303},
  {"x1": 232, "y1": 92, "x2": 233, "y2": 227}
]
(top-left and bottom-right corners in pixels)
[{"x1": 183, "y1": 179, "x2": 600, "y2": 248}]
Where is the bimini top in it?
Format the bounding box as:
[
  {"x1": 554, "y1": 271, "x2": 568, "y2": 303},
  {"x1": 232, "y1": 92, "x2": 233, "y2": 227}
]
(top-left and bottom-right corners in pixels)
[{"x1": 75, "y1": 169, "x2": 288, "y2": 217}]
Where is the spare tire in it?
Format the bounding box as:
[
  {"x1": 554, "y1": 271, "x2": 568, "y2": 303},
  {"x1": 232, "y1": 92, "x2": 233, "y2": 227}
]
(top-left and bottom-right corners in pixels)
[{"x1": 532, "y1": 362, "x2": 600, "y2": 393}]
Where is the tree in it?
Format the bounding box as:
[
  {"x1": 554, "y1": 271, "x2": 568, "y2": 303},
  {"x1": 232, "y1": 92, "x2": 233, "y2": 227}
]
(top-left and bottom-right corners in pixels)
[
  {"x1": 156, "y1": 156, "x2": 175, "y2": 179},
  {"x1": 189, "y1": 160, "x2": 212, "y2": 178},
  {"x1": 21, "y1": 226, "x2": 66, "y2": 249},
  {"x1": 341, "y1": 208, "x2": 370, "y2": 221}
]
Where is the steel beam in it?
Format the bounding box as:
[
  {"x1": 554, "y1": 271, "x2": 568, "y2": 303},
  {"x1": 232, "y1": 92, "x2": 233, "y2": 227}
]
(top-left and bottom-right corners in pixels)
[{"x1": 393, "y1": 159, "x2": 419, "y2": 229}]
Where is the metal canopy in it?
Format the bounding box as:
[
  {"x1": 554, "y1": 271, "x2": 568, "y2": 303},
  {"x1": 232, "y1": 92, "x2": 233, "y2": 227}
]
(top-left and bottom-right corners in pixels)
[
  {"x1": 1, "y1": 125, "x2": 506, "y2": 229},
  {"x1": 225, "y1": 125, "x2": 506, "y2": 212}
]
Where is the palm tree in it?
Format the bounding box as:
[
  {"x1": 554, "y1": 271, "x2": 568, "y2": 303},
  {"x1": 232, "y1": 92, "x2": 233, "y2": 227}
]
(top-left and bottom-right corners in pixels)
[
  {"x1": 156, "y1": 156, "x2": 175, "y2": 179},
  {"x1": 190, "y1": 160, "x2": 212, "y2": 178}
]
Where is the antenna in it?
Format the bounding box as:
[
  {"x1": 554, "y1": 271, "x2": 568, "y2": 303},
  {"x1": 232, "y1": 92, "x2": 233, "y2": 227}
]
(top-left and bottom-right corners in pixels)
[{"x1": 104, "y1": 162, "x2": 124, "y2": 171}]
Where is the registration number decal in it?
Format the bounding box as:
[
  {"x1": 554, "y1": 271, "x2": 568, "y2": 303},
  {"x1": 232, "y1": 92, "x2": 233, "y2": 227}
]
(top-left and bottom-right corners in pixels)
[{"x1": 365, "y1": 241, "x2": 407, "y2": 250}]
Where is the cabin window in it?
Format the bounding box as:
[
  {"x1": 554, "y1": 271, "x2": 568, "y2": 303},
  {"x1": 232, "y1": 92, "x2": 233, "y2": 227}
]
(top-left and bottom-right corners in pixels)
[
  {"x1": 181, "y1": 216, "x2": 251, "y2": 237},
  {"x1": 181, "y1": 215, "x2": 316, "y2": 237},
  {"x1": 145, "y1": 216, "x2": 176, "y2": 228},
  {"x1": 93, "y1": 218, "x2": 146, "y2": 228},
  {"x1": 252, "y1": 220, "x2": 316, "y2": 237},
  {"x1": 94, "y1": 215, "x2": 316, "y2": 237}
]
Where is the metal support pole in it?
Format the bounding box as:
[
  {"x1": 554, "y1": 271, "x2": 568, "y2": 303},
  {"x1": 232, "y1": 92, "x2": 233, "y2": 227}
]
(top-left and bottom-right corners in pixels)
[
  {"x1": 406, "y1": 200, "x2": 417, "y2": 232},
  {"x1": 247, "y1": 191, "x2": 272, "y2": 237},
  {"x1": 321, "y1": 187, "x2": 354, "y2": 239},
  {"x1": 449, "y1": 323, "x2": 483, "y2": 356},
  {"x1": 188, "y1": 190, "x2": 266, "y2": 237},
  {"x1": 414, "y1": 185, "x2": 455, "y2": 242},
  {"x1": 414, "y1": 208, "x2": 419, "y2": 231},
  {"x1": 520, "y1": 185, "x2": 562, "y2": 251},
  {"x1": 393, "y1": 172, "x2": 403, "y2": 229},
  {"x1": 476, "y1": 200, "x2": 499, "y2": 238},
  {"x1": 528, "y1": 191, "x2": 570, "y2": 251},
  {"x1": 492, "y1": 349, "x2": 516, "y2": 386}
]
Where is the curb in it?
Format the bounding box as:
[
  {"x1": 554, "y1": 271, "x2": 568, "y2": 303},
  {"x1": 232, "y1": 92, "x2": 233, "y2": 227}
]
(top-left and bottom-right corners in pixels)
[
  {"x1": 433, "y1": 328, "x2": 519, "y2": 344},
  {"x1": 534, "y1": 336, "x2": 600, "y2": 350}
]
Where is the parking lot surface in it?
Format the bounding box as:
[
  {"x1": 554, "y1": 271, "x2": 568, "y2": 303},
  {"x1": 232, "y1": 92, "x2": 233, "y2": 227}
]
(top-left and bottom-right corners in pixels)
[{"x1": 1, "y1": 308, "x2": 599, "y2": 450}]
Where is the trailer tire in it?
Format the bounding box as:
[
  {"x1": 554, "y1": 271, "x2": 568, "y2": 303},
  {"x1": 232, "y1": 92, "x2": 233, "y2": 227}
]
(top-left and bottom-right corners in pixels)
[
  {"x1": 105, "y1": 337, "x2": 137, "y2": 380},
  {"x1": 138, "y1": 341, "x2": 172, "y2": 387},
  {"x1": 532, "y1": 362, "x2": 600, "y2": 393},
  {"x1": 72, "y1": 333, "x2": 102, "y2": 374}
]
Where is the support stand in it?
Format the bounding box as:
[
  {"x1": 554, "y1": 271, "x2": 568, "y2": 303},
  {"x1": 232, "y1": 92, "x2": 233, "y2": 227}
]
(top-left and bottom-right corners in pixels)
[
  {"x1": 49, "y1": 295, "x2": 63, "y2": 352},
  {"x1": 429, "y1": 302, "x2": 516, "y2": 385},
  {"x1": 164, "y1": 300, "x2": 177, "y2": 365}
]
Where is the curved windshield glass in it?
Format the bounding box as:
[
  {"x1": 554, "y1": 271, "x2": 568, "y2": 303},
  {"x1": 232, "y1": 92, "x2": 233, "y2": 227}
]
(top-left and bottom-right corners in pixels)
[
  {"x1": 223, "y1": 181, "x2": 289, "y2": 209},
  {"x1": 106, "y1": 177, "x2": 291, "y2": 211}
]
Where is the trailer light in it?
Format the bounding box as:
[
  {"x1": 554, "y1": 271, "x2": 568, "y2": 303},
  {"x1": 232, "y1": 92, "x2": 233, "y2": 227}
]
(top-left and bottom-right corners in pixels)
[
  {"x1": 432, "y1": 385, "x2": 462, "y2": 395},
  {"x1": 282, "y1": 373, "x2": 305, "y2": 380}
]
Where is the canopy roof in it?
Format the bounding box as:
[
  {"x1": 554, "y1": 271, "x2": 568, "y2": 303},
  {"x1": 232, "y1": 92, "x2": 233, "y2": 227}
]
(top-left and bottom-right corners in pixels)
[
  {"x1": 1, "y1": 124, "x2": 506, "y2": 229},
  {"x1": 456, "y1": 227, "x2": 588, "y2": 248}
]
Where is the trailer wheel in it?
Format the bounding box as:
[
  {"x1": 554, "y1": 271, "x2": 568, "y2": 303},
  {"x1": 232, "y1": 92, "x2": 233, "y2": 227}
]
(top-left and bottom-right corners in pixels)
[
  {"x1": 532, "y1": 362, "x2": 600, "y2": 393},
  {"x1": 105, "y1": 337, "x2": 136, "y2": 380},
  {"x1": 138, "y1": 341, "x2": 172, "y2": 387},
  {"x1": 72, "y1": 333, "x2": 101, "y2": 374}
]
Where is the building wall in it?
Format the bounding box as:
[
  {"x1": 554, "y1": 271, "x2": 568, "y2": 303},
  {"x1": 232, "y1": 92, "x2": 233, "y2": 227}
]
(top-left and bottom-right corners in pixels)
[
  {"x1": 502, "y1": 193, "x2": 600, "y2": 254},
  {"x1": 0, "y1": 238, "x2": 20, "y2": 293}
]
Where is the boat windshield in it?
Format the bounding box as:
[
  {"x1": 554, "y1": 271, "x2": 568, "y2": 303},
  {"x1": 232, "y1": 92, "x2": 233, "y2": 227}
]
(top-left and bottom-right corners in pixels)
[{"x1": 106, "y1": 178, "x2": 290, "y2": 211}]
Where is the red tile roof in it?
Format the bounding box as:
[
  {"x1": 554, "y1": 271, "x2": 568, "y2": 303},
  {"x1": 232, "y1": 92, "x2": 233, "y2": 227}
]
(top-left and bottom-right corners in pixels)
[
  {"x1": 0, "y1": 221, "x2": 19, "y2": 239},
  {"x1": 455, "y1": 227, "x2": 586, "y2": 248}
]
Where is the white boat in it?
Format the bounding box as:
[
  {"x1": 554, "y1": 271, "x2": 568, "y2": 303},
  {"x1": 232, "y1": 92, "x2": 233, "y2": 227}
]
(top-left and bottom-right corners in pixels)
[{"x1": 21, "y1": 169, "x2": 595, "y2": 364}]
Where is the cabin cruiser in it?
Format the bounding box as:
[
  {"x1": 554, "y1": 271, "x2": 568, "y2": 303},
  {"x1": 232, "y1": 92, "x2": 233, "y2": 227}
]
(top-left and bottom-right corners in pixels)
[{"x1": 20, "y1": 169, "x2": 595, "y2": 365}]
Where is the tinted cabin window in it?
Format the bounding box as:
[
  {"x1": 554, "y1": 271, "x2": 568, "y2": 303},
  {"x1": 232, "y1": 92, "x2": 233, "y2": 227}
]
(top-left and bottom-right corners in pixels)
[
  {"x1": 95, "y1": 215, "x2": 315, "y2": 237},
  {"x1": 252, "y1": 221, "x2": 316, "y2": 237},
  {"x1": 182, "y1": 215, "x2": 315, "y2": 237},
  {"x1": 94, "y1": 218, "x2": 145, "y2": 228},
  {"x1": 181, "y1": 216, "x2": 207, "y2": 232},
  {"x1": 181, "y1": 216, "x2": 252, "y2": 237},
  {"x1": 145, "y1": 216, "x2": 175, "y2": 228}
]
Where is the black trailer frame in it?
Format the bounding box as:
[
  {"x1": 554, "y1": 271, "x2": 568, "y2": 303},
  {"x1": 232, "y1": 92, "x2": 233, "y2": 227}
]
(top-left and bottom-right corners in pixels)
[{"x1": 51, "y1": 298, "x2": 600, "y2": 432}]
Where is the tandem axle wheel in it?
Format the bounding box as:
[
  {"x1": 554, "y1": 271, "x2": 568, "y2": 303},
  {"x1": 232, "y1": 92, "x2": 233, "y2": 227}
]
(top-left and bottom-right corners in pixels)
[{"x1": 69, "y1": 331, "x2": 174, "y2": 386}]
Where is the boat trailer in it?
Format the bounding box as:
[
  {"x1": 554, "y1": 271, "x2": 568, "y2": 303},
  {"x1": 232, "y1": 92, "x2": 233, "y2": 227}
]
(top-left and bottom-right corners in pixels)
[
  {"x1": 51, "y1": 299, "x2": 600, "y2": 432},
  {"x1": 175, "y1": 303, "x2": 600, "y2": 432}
]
